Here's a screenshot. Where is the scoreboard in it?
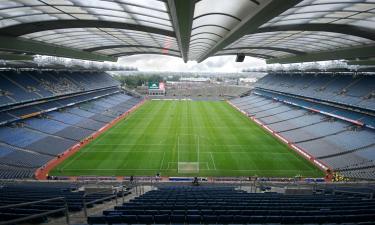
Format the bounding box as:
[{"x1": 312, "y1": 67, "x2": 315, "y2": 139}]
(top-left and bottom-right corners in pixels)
[
  {"x1": 148, "y1": 81, "x2": 160, "y2": 90},
  {"x1": 148, "y1": 81, "x2": 165, "y2": 96}
]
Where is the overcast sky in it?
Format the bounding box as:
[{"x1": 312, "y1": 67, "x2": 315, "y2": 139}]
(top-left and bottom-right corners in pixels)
[{"x1": 118, "y1": 55, "x2": 266, "y2": 72}]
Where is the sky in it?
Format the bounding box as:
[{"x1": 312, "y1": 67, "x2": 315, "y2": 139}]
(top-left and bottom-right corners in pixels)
[{"x1": 118, "y1": 55, "x2": 266, "y2": 72}]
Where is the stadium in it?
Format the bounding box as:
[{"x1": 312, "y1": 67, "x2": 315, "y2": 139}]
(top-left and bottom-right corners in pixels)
[{"x1": 0, "y1": 0, "x2": 374, "y2": 225}]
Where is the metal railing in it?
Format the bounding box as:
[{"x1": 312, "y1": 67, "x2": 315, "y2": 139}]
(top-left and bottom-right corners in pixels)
[
  {"x1": 0, "y1": 197, "x2": 70, "y2": 225},
  {"x1": 82, "y1": 189, "x2": 113, "y2": 217}
]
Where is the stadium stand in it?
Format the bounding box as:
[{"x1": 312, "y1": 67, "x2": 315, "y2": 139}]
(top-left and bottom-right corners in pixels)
[
  {"x1": 254, "y1": 73, "x2": 375, "y2": 112},
  {"x1": 0, "y1": 70, "x2": 142, "y2": 179},
  {"x1": 0, "y1": 71, "x2": 118, "y2": 107},
  {"x1": 87, "y1": 185, "x2": 375, "y2": 225},
  {"x1": 0, "y1": 182, "x2": 130, "y2": 224},
  {"x1": 0, "y1": 0, "x2": 374, "y2": 224},
  {"x1": 230, "y1": 73, "x2": 375, "y2": 180},
  {"x1": 164, "y1": 82, "x2": 251, "y2": 99}
]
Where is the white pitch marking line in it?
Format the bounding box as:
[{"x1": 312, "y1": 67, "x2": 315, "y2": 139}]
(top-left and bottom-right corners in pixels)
[
  {"x1": 96, "y1": 144, "x2": 175, "y2": 146},
  {"x1": 203, "y1": 162, "x2": 210, "y2": 170},
  {"x1": 85, "y1": 150, "x2": 166, "y2": 153},
  {"x1": 63, "y1": 168, "x2": 170, "y2": 171},
  {"x1": 60, "y1": 144, "x2": 93, "y2": 170},
  {"x1": 210, "y1": 152, "x2": 217, "y2": 170},
  {"x1": 160, "y1": 151, "x2": 166, "y2": 170},
  {"x1": 167, "y1": 162, "x2": 178, "y2": 170},
  {"x1": 61, "y1": 168, "x2": 313, "y2": 172}
]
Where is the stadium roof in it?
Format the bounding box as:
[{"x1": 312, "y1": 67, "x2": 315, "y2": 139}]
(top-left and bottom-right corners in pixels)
[{"x1": 0, "y1": 0, "x2": 374, "y2": 64}]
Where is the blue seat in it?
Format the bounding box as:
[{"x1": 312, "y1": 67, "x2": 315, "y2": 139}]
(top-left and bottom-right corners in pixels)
[
  {"x1": 215, "y1": 210, "x2": 227, "y2": 215},
  {"x1": 233, "y1": 215, "x2": 250, "y2": 223},
  {"x1": 218, "y1": 215, "x2": 233, "y2": 223},
  {"x1": 154, "y1": 214, "x2": 169, "y2": 223},
  {"x1": 187, "y1": 210, "x2": 200, "y2": 215},
  {"x1": 105, "y1": 215, "x2": 122, "y2": 224},
  {"x1": 186, "y1": 215, "x2": 201, "y2": 223},
  {"x1": 241, "y1": 210, "x2": 252, "y2": 216},
  {"x1": 144, "y1": 210, "x2": 157, "y2": 215},
  {"x1": 265, "y1": 215, "x2": 282, "y2": 223},
  {"x1": 201, "y1": 209, "x2": 215, "y2": 215},
  {"x1": 122, "y1": 215, "x2": 137, "y2": 223},
  {"x1": 158, "y1": 210, "x2": 171, "y2": 215},
  {"x1": 250, "y1": 215, "x2": 266, "y2": 223},
  {"x1": 87, "y1": 215, "x2": 106, "y2": 224},
  {"x1": 174, "y1": 205, "x2": 185, "y2": 210},
  {"x1": 133, "y1": 209, "x2": 145, "y2": 215},
  {"x1": 170, "y1": 214, "x2": 185, "y2": 223},
  {"x1": 137, "y1": 215, "x2": 154, "y2": 223},
  {"x1": 202, "y1": 215, "x2": 217, "y2": 224},
  {"x1": 283, "y1": 215, "x2": 299, "y2": 224},
  {"x1": 172, "y1": 210, "x2": 185, "y2": 215}
]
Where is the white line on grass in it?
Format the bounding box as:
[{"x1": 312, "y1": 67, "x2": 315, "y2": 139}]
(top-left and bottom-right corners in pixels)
[
  {"x1": 61, "y1": 168, "x2": 313, "y2": 172},
  {"x1": 95, "y1": 143, "x2": 293, "y2": 149},
  {"x1": 96, "y1": 144, "x2": 174, "y2": 146},
  {"x1": 202, "y1": 162, "x2": 210, "y2": 170},
  {"x1": 62, "y1": 168, "x2": 171, "y2": 171},
  {"x1": 160, "y1": 151, "x2": 166, "y2": 170},
  {"x1": 202, "y1": 169, "x2": 313, "y2": 172},
  {"x1": 84, "y1": 150, "x2": 166, "y2": 153},
  {"x1": 209, "y1": 152, "x2": 217, "y2": 170},
  {"x1": 60, "y1": 144, "x2": 93, "y2": 170},
  {"x1": 80, "y1": 150, "x2": 290, "y2": 155},
  {"x1": 167, "y1": 162, "x2": 178, "y2": 170}
]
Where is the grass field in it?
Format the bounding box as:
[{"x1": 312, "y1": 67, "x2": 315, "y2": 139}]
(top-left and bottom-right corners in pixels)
[{"x1": 51, "y1": 100, "x2": 324, "y2": 177}]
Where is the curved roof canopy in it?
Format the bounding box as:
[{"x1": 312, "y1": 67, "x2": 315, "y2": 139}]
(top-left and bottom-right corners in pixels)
[{"x1": 0, "y1": 0, "x2": 373, "y2": 64}]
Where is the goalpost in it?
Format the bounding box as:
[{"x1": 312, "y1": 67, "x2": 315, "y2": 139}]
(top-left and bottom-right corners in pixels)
[{"x1": 177, "y1": 134, "x2": 200, "y2": 173}]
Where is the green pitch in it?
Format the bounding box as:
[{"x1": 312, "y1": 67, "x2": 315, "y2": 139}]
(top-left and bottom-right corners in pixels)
[{"x1": 51, "y1": 100, "x2": 324, "y2": 177}]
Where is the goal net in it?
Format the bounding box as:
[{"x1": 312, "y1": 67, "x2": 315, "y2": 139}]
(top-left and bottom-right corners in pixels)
[{"x1": 177, "y1": 134, "x2": 200, "y2": 173}]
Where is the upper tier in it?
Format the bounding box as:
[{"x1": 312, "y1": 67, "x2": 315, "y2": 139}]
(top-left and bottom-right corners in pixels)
[
  {"x1": 255, "y1": 73, "x2": 375, "y2": 112},
  {"x1": 0, "y1": 70, "x2": 119, "y2": 108}
]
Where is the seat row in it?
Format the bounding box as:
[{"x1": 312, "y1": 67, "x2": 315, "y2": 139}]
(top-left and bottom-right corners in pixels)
[{"x1": 87, "y1": 186, "x2": 375, "y2": 225}]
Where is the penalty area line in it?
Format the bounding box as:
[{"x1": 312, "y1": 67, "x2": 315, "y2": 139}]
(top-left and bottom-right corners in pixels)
[
  {"x1": 209, "y1": 152, "x2": 217, "y2": 170},
  {"x1": 160, "y1": 152, "x2": 166, "y2": 170},
  {"x1": 62, "y1": 168, "x2": 171, "y2": 171}
]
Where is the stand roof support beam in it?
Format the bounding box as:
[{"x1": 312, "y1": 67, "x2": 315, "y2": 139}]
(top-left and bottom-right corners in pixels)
[
  {"x1": 266, "y1": 45, "x2": 375, "y2": 64},
  {"x1": 197, "y1": 0, "x2": 303, "y2": 63},
  {"x1": 168, "y1": 0, "x2": 195, "y2": 63},
  {"x1": 0, "y1": 35, "x2": 116, "y2": 62}
]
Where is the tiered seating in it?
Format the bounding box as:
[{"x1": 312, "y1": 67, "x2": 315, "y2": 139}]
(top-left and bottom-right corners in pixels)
[
  {"x1": 261, "y1": 109, "x2": 310, "y2": 125},
  {"x1": 0, "y1": 125, "x2": 76, "y2": 155},
  {"x1": 166, "y1": 83, "x2": 250, "y2": 98},
  {"x1": 0, "y1": 144, "x2": 52, "y2": 168},
  {"x1": 267, "y1": 113, "x2": 323, "y2": 132},
  {"x1": 25, "y1": 117, "x2": 70, "y2": 134},
  {"x1": 280, "y1": 120, "x2": 348, "y2": 143},
  {"x1": 87, "y1": 186, "x2": 375, "y2": 224},
  {"x1": 0, "y1": 70, "x2": 119, "y2": 107},
  {"x1": 230, "y1": 89, "x2": 375, "y2": 180},
  {"x1": 298, "y1": 129, "x2": 374, "y2": 158},
  {"x1": 0, "y1": 73, "x2": 41, "y2": 104},
  {"x1": 1, "y1": 86, "x2": 120, "y2": 126},
  {"x1": 321, "y1": 144, "x2": 375, "y2": 180},
  {"x1": 0, "y1": 126, "x2": 46, "y2": 148},
  {"x1": 255, "y1": 73, "x2": 374, "y2": 111},
  {"x1": 0, "y1": 164, "x2": 35, "y2": 179},
  {"x1": 0, "y1": 70, "x2": 142, "y2": 179},
  {"x1": 0, "y1": 182, "x2": 128, "y2": 224},
  {"x1": 0, "y1": 93, "x2": 141, "y2": 179},
  {"x1": 254, "y1": 88, "x2": 375, "y2": 128}
]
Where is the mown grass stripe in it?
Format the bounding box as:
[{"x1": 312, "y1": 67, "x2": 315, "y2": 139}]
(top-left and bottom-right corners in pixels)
[{"x1": 51, "y1": 101, "x2": 324, "y2": 178}]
